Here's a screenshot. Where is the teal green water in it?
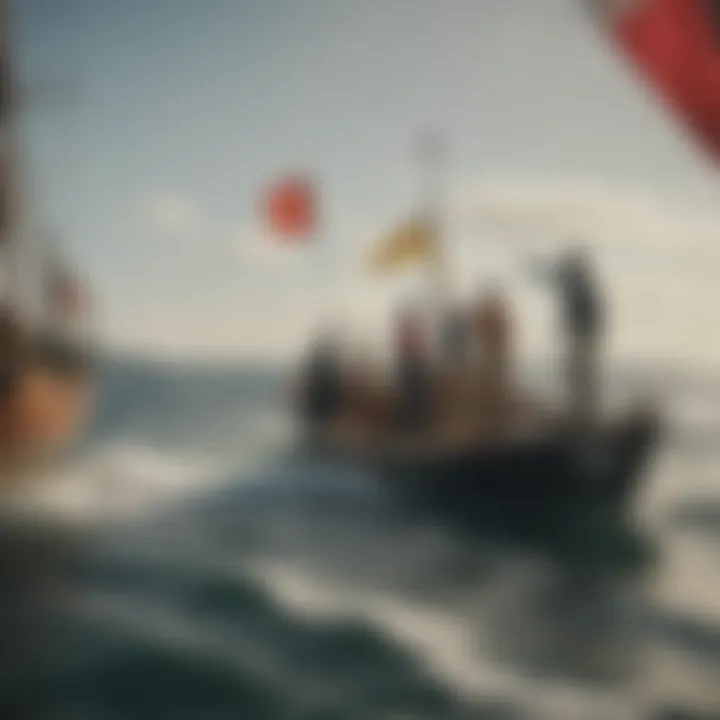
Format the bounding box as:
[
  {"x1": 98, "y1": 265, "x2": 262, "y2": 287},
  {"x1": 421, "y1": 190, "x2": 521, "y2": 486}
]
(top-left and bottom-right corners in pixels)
[{"x1": 4, "y1": 358, "x2": 719, "y2": 720}]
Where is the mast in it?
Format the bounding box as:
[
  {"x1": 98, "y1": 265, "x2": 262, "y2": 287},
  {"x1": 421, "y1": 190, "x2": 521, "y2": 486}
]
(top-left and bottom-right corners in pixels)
[
  {"x1": 416, "y1": 128, "x2": 448, "y2": 333},
  {"x1": 0, "y1": 0, "x2": 69, "y2": 330},
  {"x1": 0, "y1": 0, "x2": 22, "y2": 315}
]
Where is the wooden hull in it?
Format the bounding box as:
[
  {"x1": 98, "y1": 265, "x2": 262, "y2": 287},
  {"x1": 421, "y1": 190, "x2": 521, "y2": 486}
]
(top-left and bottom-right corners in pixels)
[{"x1": 302, "y1": 410, "x2": 660, "y2": 525}]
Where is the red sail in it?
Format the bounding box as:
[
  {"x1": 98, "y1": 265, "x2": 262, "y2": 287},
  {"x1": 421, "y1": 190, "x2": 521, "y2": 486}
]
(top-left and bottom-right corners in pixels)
[
  {"x1": 593, "y1": 0, "x2": 720, "y2": 161},
  {"x1": 262, "y1": 176, "x2": 316, "y2": 240}
]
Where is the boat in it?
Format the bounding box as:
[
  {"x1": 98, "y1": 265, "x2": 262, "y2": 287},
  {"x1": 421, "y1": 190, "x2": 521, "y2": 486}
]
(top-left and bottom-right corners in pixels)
[
  {"x1": 292, "y1": 134, "x2": 661, "y2": 523},
  {"x1": 300, "y1": 404, "x2": 660, "y2": 524},
  {"x1": 0, "y1": 0, "x2": 95, "y2": 486}
]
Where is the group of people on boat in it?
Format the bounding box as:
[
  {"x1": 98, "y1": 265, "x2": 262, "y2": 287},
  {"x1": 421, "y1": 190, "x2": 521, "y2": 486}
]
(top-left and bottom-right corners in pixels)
[{"x1": 296, "y1": 247, "x2": 605, "y2": 445}]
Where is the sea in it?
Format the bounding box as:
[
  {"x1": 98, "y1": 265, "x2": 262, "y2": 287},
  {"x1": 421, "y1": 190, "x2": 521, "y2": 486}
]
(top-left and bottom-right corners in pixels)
[{"x1": 2, "y1": 355, "x2": 720, "y2": 720}]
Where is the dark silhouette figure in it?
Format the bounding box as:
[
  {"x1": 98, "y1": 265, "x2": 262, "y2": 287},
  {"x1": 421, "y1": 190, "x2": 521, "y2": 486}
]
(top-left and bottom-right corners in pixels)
[
  {"x1": 299, "y1": 331, "x2": 343, "y2": 430},
  {"x1": 395, "y1": 308, "x2": 431, "y2": 432},
  {"x1": 554, "y1": 248, "x2": 604, "y2": 428}
]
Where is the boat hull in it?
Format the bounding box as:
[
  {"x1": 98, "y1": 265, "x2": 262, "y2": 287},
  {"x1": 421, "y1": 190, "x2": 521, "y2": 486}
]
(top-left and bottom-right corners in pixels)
[{"x1": 303, "y1": 411, "x2": 660, "y2": 525}]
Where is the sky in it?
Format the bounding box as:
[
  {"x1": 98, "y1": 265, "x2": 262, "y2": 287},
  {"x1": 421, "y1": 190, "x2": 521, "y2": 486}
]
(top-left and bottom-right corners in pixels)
[{"x1": 12, "y1": 0, "x2": 720, "y2": 362}]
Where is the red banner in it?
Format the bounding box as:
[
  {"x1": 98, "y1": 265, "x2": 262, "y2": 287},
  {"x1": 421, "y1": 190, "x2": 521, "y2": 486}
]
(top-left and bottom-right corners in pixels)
[
  {"x1": 596, "y1": 0, "x2": 720, "y2": 160},
  {"x1": 262, "y1": 175, "x2": 316, "y2": 240}
]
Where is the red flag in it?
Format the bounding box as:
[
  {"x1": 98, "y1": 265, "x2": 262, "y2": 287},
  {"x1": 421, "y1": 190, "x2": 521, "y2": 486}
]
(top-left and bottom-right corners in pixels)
[
  {"x1": 593, "y1": 0, "x2": 720, "y2": 161},
  {"x1": 262, "y1": 175, "x2": 316, "y2": 239}
]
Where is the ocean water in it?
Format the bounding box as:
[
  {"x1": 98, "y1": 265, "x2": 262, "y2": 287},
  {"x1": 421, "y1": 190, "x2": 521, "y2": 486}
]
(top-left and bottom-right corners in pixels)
[{"x1": 3, "y1": 356, "x2": 720, "y2": 720}]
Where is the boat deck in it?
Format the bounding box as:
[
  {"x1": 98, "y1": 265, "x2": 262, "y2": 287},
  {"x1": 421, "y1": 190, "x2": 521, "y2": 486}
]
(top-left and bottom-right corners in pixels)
[{"x1": 311, "y1": 400, "x2": 558, "y2": 456}]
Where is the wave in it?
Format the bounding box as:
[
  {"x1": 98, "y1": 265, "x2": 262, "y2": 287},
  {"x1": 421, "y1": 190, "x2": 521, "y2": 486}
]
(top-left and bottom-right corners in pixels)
[
  {"x1": 12, "y1": 442, "x2": 232, "y2": 527},
  {"x1": 8, "y1": 354, "x2": 720, "y2": 718},
  {"x1": 241, "y1": 559, "x2": 634, "y2": 720}
]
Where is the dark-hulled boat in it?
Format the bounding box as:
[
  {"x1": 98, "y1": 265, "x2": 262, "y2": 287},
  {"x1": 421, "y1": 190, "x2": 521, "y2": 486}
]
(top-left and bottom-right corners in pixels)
[
  {"x1": 293, "y1": 135, "x2": 661, "y2": 525},
  {"x1": 299, "y1": 403, "x2": 661, "y2": 525}
]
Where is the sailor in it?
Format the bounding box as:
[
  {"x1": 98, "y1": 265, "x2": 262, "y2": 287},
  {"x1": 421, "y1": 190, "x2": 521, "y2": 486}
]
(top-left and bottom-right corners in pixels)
[
  {"x1": 558, "y1": 248, "x2": 603, "y2": 428},
  {"x1": 298, "y1": 329, "x2": 344, "y2": 431},
  {"x1": 395, "y1": 307, "x2": 431, "y2": 432},
  {"x1": 533, "y1": 246, "x2": 604, "y2": 428},
  {"x1": 440, "y1": 305, "x2": 468, "y2": 363},
  {"x1": 438, "y1": 305, "x2": 469, "y2": 426},
  {"x1": 471, "y1": 288, "x2": 513, "y2": 431},
  {"x1": 344, "y1": 345, "x2": 383, "y2": 428}
]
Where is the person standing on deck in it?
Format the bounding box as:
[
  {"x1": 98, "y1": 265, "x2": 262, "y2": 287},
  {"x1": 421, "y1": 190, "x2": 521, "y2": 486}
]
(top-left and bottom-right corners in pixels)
[
  {"x1": 440, "y1": 306, "x2": 468, "y2": 364},
  {"x1": 395, "y1": 307, "x2": 431, "y2": 433},
  {"x1": 438, "y1": 305, "x2": 469, "y2": 427},
  {"x1": 531, "y1": 246, "x2": 604, "y2": 430},
  {"x1": 298, "y1": 329, "x2": 344, "y2": 433},
  {"x1": 558, "y1": 249, "x2": 604, "y2": 430},
  {"x1": 471, "y1": 288, "x2": 513, "y2": 433}
]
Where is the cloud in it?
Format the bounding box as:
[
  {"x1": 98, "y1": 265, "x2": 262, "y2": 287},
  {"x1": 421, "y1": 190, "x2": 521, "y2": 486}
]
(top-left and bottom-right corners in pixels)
[
  {"x1": 454, "y1": 178, "x2": 713, "y2": 248},
  {"x1": 108, "y1": 177, "x2": 720, "y2": 365},
  {"x1": 448, "y1": 178, "x2": 720, "y2": 285},
  {"x1": 227, "y1": 224, "x2": 309, "y2": 272},
  {"x1": 446, "y1": 178, "x2": 720, "y2": 364},
  {"x1": 143, "y1": 191, "x2": 200, "y2": 238}
]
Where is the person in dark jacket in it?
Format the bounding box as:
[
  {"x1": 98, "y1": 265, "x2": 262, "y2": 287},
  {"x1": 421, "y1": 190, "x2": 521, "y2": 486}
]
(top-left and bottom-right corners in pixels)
[
  {"x1": 299, "y1": 331, "x2": 343, "y2": 430},
  {"x1": 467, "y1": 287, "x2": 515, "y2": 434},
  {"x1": 437, "y1": 305, "x2": 469, "y2": 426},
  {"x1": 532, "y1": 246, "x2": 604, "y2": 427},
  {"x1": 557, "y1": 249, "x2": 604, "y2": 427},
  {"x1": 555, "y1": 249, "x2": 603, "y2": 340},
  {"x1": 440, "y1": 306, "x2": 468, "y2": 363},
  {"x1": 395, "y1": 308, "x2": 431, "y2": 432}
]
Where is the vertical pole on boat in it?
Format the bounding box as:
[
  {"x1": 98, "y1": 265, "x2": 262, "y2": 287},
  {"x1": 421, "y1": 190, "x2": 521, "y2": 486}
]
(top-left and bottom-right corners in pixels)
[
  {"x1": 0, "y1": 0, "x2": 22, "y2": 319},
  {"x1": 416, "y1": 128, "x2": 447, "y2": 342}
]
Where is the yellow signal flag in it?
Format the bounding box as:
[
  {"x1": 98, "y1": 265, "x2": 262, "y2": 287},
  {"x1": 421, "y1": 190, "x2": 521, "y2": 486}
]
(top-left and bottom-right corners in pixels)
[{"x1": 366, "y1": 217, "x2": 438, "y2": 275}]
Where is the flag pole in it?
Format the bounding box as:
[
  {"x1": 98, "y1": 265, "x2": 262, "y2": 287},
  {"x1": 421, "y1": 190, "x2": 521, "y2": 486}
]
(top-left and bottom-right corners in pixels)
[{"x1": 416, "y1": 128, "x2": 447, "y2": 340}]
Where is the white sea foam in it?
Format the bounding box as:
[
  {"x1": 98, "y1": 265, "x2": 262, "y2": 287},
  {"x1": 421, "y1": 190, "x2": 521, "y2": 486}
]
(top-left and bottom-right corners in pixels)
[
  {"x1": 6, "y1": 442, "x2": 231, "y2": 528},
  {"x1": 244, "y1": 559, "x2": 640, "y2": 720}
]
